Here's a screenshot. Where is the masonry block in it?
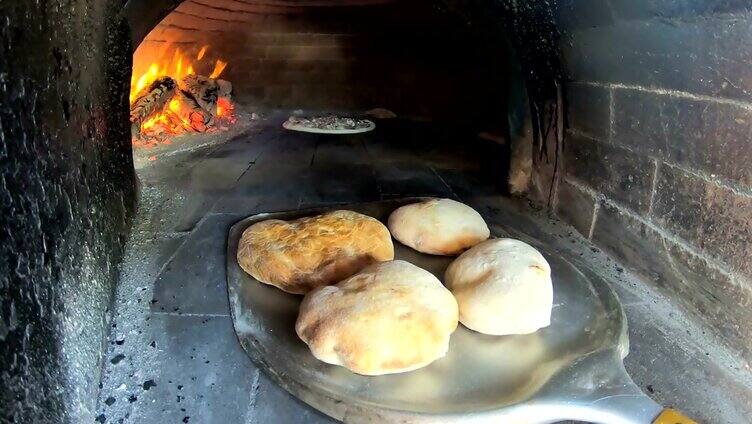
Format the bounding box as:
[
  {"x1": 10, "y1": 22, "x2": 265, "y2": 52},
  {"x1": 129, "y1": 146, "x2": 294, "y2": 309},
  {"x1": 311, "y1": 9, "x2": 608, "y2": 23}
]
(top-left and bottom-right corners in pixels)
[
  {"x1": 556, "y1": 178, "x2": 597, "y2": 238},
  {"x1": 652, "y1": 164, "x2": 752, "y2": 277},
  {"x1": 160, "y1": 12, "x2": 245, "y2": 32},
  {"x1": 558, "y1": 0, "x2": 752, "y2": 30},
  {"x1": 612, "y1": 89, "x2": 752, "y2": 187},
  {"x1": 556, "y1": 0, "x2": 615, "y2": 30},
  {"x1": 564, "y1": 131, "x2": 655, "y2": 213},
  {"x1": 607, "y1": 0, "x2": 752, "y2": 22},
  {"x1": 561, "y1": 14, "x2": 752, "y2": 103},
  {"x1": 566, "y1": 82, "x2": 611, "y2": 140},
  {"x1": 592, "y1": 202, "x2": 752, "y2": 362}
]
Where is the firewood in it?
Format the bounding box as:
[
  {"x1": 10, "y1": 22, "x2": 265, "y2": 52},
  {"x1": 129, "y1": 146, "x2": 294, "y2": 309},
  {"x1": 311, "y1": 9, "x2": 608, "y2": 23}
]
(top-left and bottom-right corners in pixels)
[
  {"x1": 216, "y1": 79, "x2": 233, "y2": 99},
  {"x1": 130, "y1": 76, "x2": 177, "y2": 136},
  {"x1": 166, "y1": 90, "x2": 212, "y2": 132},
  {"x1": 181, "y1": 74, "x2": 219, "y2": 115}
]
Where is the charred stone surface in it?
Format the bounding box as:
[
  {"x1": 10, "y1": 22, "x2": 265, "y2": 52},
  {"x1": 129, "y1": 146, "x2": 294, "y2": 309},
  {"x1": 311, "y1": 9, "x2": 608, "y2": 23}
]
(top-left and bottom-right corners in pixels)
[{"x1": 0, "y1": 1, "x2": 136, "y2": 422}]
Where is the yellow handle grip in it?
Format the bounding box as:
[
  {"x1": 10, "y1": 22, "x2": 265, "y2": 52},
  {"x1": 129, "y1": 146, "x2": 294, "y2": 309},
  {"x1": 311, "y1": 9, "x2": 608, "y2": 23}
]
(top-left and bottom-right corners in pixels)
[{"x1": 653, "y1": 408, "x2": 697, "y2": 424}]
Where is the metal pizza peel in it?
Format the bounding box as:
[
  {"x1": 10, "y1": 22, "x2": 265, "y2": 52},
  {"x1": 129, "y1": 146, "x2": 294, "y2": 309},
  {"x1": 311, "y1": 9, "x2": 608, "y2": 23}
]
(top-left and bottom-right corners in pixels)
[{"x1": 226, "y1": 198, "x2": 695, "y2": 424}]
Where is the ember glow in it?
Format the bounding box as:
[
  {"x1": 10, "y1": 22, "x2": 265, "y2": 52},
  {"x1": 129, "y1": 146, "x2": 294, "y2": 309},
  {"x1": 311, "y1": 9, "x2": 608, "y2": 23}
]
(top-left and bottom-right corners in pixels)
[
  {"x1": 130, "y1": 43, "x2": 236, "y2": 146},
  {"x1": 216, "y1": 97, "x2": 235, "y2": 120}
]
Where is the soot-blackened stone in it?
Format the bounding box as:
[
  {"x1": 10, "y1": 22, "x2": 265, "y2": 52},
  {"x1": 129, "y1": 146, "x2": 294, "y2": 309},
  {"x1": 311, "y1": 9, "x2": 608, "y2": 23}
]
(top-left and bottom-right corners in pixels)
[
  {"x1": 110, "y1": 354, "x2": 126, "y2": 365},
  {"x1": 0, "y1": 1, "x2": 136, "y2": 422}
]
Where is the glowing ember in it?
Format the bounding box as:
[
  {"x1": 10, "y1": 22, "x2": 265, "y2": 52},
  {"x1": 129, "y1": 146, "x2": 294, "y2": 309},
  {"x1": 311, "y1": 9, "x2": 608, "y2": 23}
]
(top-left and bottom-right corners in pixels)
[
  {"x1": 130, "y1": 43, "x2": 235, "y2": 146},
  {"x1": 216, "y1": 97, "x2": 235, "y2": 120}
]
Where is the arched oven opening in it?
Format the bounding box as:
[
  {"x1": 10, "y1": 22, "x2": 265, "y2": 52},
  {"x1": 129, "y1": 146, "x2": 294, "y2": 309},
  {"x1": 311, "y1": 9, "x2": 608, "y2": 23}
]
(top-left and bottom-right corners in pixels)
[{"x1": 125, "y1": 0, "x2": 518, "y2": 174}]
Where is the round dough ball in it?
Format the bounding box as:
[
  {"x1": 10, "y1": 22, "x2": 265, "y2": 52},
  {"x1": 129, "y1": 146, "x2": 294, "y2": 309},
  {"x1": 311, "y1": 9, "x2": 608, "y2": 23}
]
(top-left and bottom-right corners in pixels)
[
  {"x1": 296, "y1": 260, "x2": 459, "y2": 375},
  {"x1": 445, "y1": 238, "x2": 552, "y2": 336},
  {"x1": 237, "y1": 210, "x2": 393, "y2": 294},
  {"x1": 388, "y1": 198, "x2": 490, "y2": 256}
]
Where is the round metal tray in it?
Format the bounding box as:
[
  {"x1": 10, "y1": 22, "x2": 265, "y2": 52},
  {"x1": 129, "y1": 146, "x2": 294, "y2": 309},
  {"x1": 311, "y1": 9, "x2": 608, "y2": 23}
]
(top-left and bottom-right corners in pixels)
[
  {"x1": 282, "y1": 119, "x2": 375, "y2": 134},
  {"x1": 227, "y1": 199, "x2": 661, "y2": 423}
]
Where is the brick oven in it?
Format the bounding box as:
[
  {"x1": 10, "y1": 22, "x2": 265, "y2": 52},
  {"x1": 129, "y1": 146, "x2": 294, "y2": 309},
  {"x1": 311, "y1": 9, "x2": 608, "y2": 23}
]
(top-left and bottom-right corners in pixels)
[{"x1": 1, "y1": 1, "x2": 751, "y2": 423}]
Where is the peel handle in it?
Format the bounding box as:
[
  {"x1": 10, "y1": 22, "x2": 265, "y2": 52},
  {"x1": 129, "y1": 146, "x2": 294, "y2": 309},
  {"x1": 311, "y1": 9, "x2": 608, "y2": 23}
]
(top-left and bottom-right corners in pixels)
[{"x1": 652, "y1": 408, "x2": 697, "y2": 424}]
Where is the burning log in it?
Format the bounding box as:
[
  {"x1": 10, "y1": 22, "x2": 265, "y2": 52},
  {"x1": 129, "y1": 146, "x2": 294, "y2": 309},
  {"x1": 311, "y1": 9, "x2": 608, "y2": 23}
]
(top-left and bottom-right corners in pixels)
[
  {"x1": 181, "y1": 74, "x2": 220, "y2": 115},
  {"x1": 130, "y1": 72, "x2": 235, "y2": 144},
  {"x1": 130, "y1": 76, "x2": 177, "y2": 136},
  {"x1": 165, "y1": 90, "x2": 212, "y2": 133},
  {"x1": 215, "y1": 79, "x2": 235, "y2": 123},
  {"x1": 216, "y1": 79, "x2": 232, "y2": 99}
]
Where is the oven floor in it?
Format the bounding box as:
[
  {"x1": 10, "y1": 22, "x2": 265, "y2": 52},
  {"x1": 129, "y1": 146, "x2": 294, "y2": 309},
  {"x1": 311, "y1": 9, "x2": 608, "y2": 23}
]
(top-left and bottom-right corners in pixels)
[{"x1": 96, "y1": 113, "x2": 752, "y2": 424}]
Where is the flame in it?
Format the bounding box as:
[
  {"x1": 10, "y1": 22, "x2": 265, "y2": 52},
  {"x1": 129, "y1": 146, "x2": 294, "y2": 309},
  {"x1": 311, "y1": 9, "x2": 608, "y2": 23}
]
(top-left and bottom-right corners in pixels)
[
  {"x1": 130, "y1": 45, "x2": 227, "y2": 105},
  {"x1": 209, "y1": 59, "x2": 227, "y2": 79},
  {"x1": 197, "y1": 45, "x2": 208, "y2": 60},
  {"x1": 130, "y1": 43, "x2": 234, "y2": 143},
  {"x1": 167, "y1": 98, "x2": 194, "y2": 130}
]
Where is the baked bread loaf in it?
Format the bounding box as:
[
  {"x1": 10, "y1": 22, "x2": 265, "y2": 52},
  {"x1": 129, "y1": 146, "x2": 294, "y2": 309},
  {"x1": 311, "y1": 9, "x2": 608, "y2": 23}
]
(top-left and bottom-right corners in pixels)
[
  {"x1": 445, "y1": 238, "x2": 552, "y2": 335},
  {"x1": 388, "y1": 198, "x2": 489, "y2": 256},
  {"x1": 236, "y1": 210, "x2": 394, "y2": 294},
  {"x1": 296, "y1": 260, "x2": 459, "y2": 375}
]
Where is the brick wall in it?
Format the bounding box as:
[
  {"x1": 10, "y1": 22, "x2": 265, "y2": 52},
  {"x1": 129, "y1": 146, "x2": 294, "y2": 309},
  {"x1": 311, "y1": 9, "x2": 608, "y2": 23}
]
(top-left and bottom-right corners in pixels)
[
  {"x1": 137, "y1": 0, "x2": 509, "y2": 124},
  {"x1": 553, "y1": 1, "x2": 752, "y2": 363}
]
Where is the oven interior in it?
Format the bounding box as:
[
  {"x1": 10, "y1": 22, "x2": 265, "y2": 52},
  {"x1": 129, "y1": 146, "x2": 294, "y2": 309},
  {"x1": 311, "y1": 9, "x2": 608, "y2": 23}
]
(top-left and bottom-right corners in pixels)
[{"x1": 1, "y1": 0, "x2": 751, "y2": 423}]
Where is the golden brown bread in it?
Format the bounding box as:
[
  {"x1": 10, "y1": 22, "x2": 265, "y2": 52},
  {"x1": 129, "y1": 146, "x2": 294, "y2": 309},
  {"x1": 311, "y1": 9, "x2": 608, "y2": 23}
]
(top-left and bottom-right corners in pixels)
[
  {"x1": 236, "y1": 210, "x2": 394, "y2": 294},
  {"x1": 445, "y1": 238, "x2": 553, "y2": 335},
  {"x1": 388, "y1": 198, "x2": 490, "y2": 256},
  {"x1": 296, "y1": 260, "x2": 459, "y2": 375}
]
